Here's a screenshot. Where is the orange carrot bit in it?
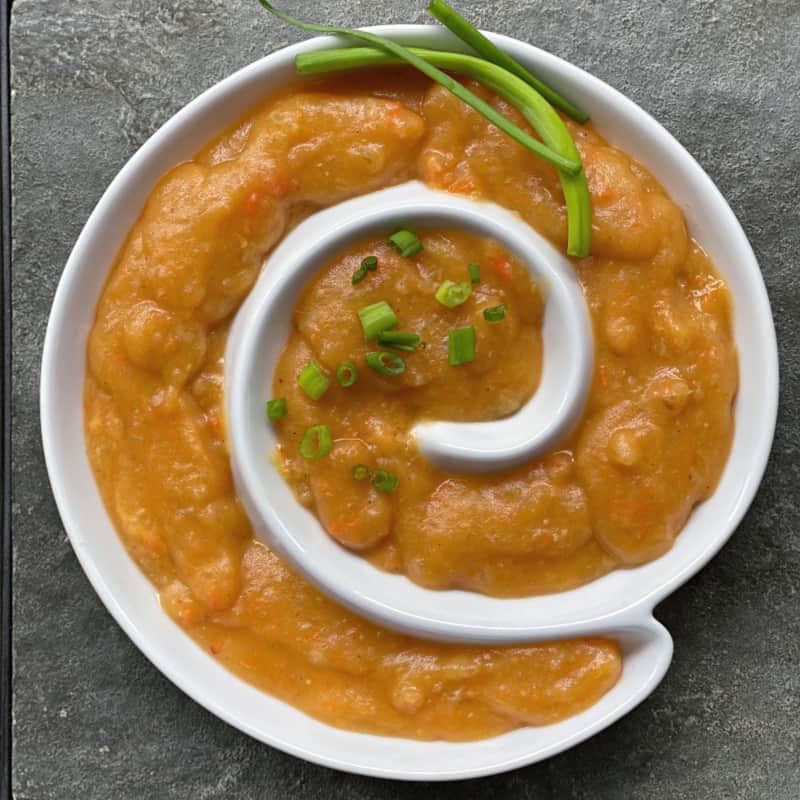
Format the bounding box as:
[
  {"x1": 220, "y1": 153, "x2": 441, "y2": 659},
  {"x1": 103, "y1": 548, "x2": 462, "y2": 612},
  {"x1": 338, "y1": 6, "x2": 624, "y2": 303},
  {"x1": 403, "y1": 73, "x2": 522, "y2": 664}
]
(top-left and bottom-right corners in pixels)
[
  {"x1": 611, "y1": 494, "x2": 654, "y2": 521},
  {"x1": 448, "y1": 177, "x2": 476, "y2": 195},
  {"x1": 207, "y1": 587, "x2": 226, "y2": 611},
  {"x1": 489, "y1": 255, "x2": 513, "y2": 280},
  {"x1": 140, "y1": 529, "x2": 167, "y2": 556},
  {"x1": 421, "y1": 152, "x2": 447, "y2": 185},
  {"x1": 597, "y1": 365, "x2": 610, "y2": 390},
  {"x1": 243, "y1": 190, "x2": 261, "y2": 215},
  {"x1": 177, "y1": 608, "x2": 193, "y2": 626},
  {"x1": 597, "y1": 185, "x2": 614, "y2": 202},
  {"x1": 209, "y1": 642, "x2": 223, "y2": 656},
  {"x1": 328, "y1": 516, "x2": 359, "y2": 539}
]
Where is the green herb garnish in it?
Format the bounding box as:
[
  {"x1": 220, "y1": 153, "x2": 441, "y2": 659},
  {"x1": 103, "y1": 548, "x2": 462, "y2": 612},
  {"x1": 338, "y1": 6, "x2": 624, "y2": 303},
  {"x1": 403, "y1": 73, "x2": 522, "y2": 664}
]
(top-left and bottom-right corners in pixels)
[
  {"x1": 295, "y1": 45, "x2": 590, "y2": 257},
  {"x1": 427, "y1": 0, "x2": 589, "y2": 123},
  {"x1": 257, "y1": 2, "x2": 582, "y2": 177},
  {"x1": 299, "y1": 424, "x2": 334, "y2": 459},
  {"x1": 448, "y1": 326, "x2": 476, "y2": 365}
]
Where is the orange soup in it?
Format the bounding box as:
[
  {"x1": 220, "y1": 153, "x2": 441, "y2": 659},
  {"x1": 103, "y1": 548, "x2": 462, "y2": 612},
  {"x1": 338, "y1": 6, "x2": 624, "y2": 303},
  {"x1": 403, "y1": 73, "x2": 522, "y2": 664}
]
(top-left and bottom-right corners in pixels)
[
  {"x1": 272, "y1": 228, "x2": 544, "y2": 550},
  {"x1": 84, "y1": 68, "x2": 735, "y2": 739}
]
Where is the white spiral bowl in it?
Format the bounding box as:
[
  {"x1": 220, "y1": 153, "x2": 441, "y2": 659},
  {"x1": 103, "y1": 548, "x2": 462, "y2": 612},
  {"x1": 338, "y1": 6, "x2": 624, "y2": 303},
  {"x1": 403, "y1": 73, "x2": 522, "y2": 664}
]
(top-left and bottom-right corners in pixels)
[{"x1": 40, "y1": 25, "x2": 778, "y2": 780}]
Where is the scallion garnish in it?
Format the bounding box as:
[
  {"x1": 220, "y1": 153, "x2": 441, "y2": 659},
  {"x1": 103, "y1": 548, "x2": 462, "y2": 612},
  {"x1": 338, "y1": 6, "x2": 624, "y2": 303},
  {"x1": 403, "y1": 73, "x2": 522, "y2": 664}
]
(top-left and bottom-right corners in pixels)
[
  {"x1": 468, "y1": 262, "x2": 481, "y2": 284},
  {"x1": 294, "y1": 45, "x2": 591, "y2": 257},
  {"x1": 377, "y1": 330, "x2": 422, "y2": 352},
  {"x1": 483, "y1": 304, "x2": 506, "y2": 322},
  {"x1": 358, "y1": 300, "x2": 398, "y2": 340},
  {"x1": 366, "y1": 351, "x2": 407, "y2": 376},
  {"x1": 435, "y1": 280, "x2": 472, "y2": 308},
  {"x1": 388, "y1": 229, "x2": 423, "y2": 258},
  {"x1": 448, "y1": 326, "x2": 476, "y2": 365},
  {"x1": 298, "y1": 361, "x2": 331, "y2": 400},
  {"x1": 258, "y1": 2, "x2": 582, "y2": 177},
  {"x1": 352, "y1": 464, "x2": 371, "y2": 481},
  {"x1": 266, "y1": 398, "x2": 287, "y2": 421},
  {"x1": 299, "y1": 424, "x2": 334, "y2": 459},
  {"x1": 371, "y1": 468, "x2": 399, "y2": 493},
  {"x1": 352, "y1": 256, "x2": 379, "y2": 284},
  {"x1": 336, "y1": 361, "x2": 359, "y2": 387},
  {"x1": 426, "y1": 0, "x2": 589, "y2": 123}
]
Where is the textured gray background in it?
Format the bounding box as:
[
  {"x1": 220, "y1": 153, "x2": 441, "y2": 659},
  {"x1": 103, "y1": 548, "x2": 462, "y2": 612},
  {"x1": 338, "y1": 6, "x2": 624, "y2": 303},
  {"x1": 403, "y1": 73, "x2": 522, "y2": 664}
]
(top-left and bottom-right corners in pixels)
[{"x1": 10, "y1": 0, "x2": 800, "y2": 797}]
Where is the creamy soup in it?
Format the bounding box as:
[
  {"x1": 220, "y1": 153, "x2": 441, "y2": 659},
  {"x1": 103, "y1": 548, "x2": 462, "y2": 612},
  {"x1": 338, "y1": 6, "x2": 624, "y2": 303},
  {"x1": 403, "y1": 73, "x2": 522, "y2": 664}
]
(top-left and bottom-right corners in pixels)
[
  {"x1": 273, "y1": 228, "x2": 544, "y2": 550},
  {"x1": 85, "y1": 68, "x2": 735, "y2": 739},
  {"x1": 270, "y1": 81, "x2": 737, "y2": 596}
]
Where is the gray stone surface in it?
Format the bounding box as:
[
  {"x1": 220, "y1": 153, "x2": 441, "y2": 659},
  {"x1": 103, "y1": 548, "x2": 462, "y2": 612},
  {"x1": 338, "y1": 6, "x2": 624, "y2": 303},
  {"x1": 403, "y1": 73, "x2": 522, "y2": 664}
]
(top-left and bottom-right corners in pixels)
[{"x1": 9, "y1": 0, "x2": 800, "y2": 796}]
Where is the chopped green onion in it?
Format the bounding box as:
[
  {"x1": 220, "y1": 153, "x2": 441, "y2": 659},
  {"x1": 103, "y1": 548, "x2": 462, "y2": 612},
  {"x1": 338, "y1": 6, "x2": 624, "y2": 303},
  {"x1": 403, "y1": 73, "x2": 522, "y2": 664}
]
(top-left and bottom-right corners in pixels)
[
  {"x1": 468, "y1": 262, "x2": 481, "y2": 284},
  {"x1": 377, "y1": 330, "x2": 422, "y2": 352},
  {"x1": 371, "y1": 468, "x2": 399, "y2": 493},
  {"x1": 389, "y1": 229, "x2": 422, "y2": 258},
  {"x1": 298, "y1": 361, "x2": 331, "y2": 400},
  {"x1": 435, "y1": 280, "x2": 472, "y2": 308},
  {"x1": 295, "y1": 46, "x2": 591, "y2": 257},
  {"x1": 448, "y1": 326, "x2": 476, "y2": 366},
  {"x1": 358, "y1": 300, "x2": 398, "y2": 340},
  {"x1": 336, "y1": 361, "x2": 359, "y2": 387},
  {"x1": 366, "y1": 351, "x2": 407, "y2": 376},
  {"x1": 299, "y1": 424, "x2": 333, "y2": 459},
  {"x1": 426, "y1": 0, "x2": 589, "y2": 123},
  {"x1": 352, "y1": 464, "x2": 371, "y2": 481},
  {"x1": 352, "y1": 256, "x2": 379, "y2": 284},
  {"x1": 266, "y1": 398, "x2": 287, "y2": 421},
  {"x1": 483, "y1": 304, "x2": 506, "y2": 322},
  {"x1": 260, "y1": 2, "x2": 582, "y2": 176}
]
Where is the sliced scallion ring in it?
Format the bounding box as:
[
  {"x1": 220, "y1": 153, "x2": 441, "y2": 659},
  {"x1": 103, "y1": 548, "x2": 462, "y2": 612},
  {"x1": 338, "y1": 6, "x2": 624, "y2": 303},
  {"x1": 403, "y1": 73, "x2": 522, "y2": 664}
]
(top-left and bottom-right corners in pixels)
[
  {"x1": 483, "y1": 304, "x2": 506, "y2": 322},
  {"x1": 366, "y1": 351, "x2": 407, "y2": 376},
  {"x1": 435, "y1": 280, "x2": 472, "y2": 308},
  {"x1": 352, "y1": 464, "x2": 372, "y2": 481},
  {"x1": 299, "y1": 424, "x2": 334, "y2": 459},
  {"x1": 377, "y1": 330, "x2": 422, "y2": 352},
  {"x1": 371, "y1": 468, "x2": 399, "y2": 493},
  {"x1": 336, "y1": 361, "x2": 359, "y2": 387},
  {"x1": 298, "y1": 361, "x2": 331, "y2": 400},
  {"x1": 448, "y1": 325, "x2": 476, "y2": 366},
  {"x1": 266, "y1": 398, "x2": 287, "y2": 421},
  {"x1": 388, "y1": 229, "x2": 422, "y2": 258},
  {"x1": 358, "y1": 300, "x2": 398, "y2": 340}
]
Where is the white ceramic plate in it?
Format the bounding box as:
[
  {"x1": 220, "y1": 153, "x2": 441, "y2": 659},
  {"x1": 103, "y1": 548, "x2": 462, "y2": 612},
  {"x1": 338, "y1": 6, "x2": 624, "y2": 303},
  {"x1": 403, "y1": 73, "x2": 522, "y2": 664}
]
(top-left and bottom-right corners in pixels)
[{"x1": 40, "y1": 26, "x2": 778, "y2": 780}]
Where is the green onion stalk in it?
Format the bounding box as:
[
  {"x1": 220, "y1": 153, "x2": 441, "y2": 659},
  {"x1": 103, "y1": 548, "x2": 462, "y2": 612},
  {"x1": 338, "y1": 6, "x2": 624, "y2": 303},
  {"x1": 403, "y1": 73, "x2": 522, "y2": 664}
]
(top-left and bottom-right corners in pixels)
[
  {"x1": 257, "y1": 2, "x2": 592, "y2": 257},
  {"x1": 426, "y1": 0, "x2": 589, "y2": 123}
]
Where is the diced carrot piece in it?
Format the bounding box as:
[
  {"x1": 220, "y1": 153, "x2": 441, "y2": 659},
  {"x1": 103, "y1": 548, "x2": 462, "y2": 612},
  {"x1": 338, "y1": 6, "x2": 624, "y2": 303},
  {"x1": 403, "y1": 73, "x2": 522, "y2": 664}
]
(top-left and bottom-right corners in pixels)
[
  {"x1": 243, "y1": 191, "x2": 261, "y2": 215},
  {"x1": 489, "y1": 256, "x2": 513, "y2": 279},
  {"x1": 597, "y1": 185, "x2": 614, "y2": 201},
  {"x1": 449, "y1": 178, "x2": 476, "y2": 195}
]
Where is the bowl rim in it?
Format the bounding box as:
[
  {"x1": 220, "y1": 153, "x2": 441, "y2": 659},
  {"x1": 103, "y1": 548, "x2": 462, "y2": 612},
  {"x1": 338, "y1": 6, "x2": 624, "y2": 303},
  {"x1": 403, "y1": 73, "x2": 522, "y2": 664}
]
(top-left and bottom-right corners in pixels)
[{"x1": 40, "y1": 24, "x2": 779, "y2": 780}]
